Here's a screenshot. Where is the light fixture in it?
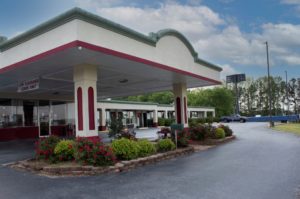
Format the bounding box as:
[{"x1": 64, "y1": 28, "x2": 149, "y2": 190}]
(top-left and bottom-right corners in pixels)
[
  {"x1": 119, "y1": 79, "x2": 128, "y2": 83},
  {"x1": 78, "y1": 46, "x2": 82, "y2": 50}
]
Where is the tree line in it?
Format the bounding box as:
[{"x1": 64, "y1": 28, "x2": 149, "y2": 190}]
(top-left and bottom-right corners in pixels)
[
  {"x1": 233, "y1": 76, "x2": 300, "y2": 116},
  {"x1": 116, "y1": 87, "x2": 234, "y2": 118},
  {"x1": 117, "y1": 76, "x2": 300, "y2": 117}
]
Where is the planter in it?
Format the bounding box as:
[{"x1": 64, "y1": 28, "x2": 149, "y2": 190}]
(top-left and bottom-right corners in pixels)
[{"x1": 11, "y1": 147, "x2": 194, "y2": 177}]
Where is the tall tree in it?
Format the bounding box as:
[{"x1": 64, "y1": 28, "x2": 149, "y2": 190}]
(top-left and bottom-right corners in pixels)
[{"x1": 188, "y1": 87, "x2": 234, "y2": 117}]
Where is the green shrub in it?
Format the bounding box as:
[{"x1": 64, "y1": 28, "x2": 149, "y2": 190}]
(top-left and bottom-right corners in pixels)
[
  {"x1": 137, "y1": 139, "x2": 156, "y2": 157},
  {"x1": 218, "y1": 124, "x2": 233, "y2": 137},
  {"x1": 188, "y1": 118, "x2": 197, "y2": 128},
  {"x1": 75, "y1": 137, "x2": 116, "y2": 166},
  {"x1": 164, "y1": 118, "x2": 175, "y2": 127},
  {"x1": 158, "y1": 118, "x2": 165, "y2": 126},
  {"x1": 213, "y1": 117, "x2": 220, "y2": 123},
  {"x1": 35, "y1": 135, "x2": 60, "y2": 162},
  {"x1": 109, "y1": 116, "x2": 124, "y2": 138},
  {"x1": 157, "y1": 139, "x2": 175, "y2": 152},
  {"x1": 54, "y1": 140, "x2": 75, "y2": 161},
  {"x1": 205, "y1": 117, "x2": 214, "y2": 124},
  {"x1": 112, "y1": 138, "x2": 140, "y2": 160},
  {"x1": 215, "y1": 128, "x2": 225, "y2": 139}
]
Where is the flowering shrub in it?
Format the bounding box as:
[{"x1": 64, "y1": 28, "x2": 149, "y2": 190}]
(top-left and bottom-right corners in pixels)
[
  {"x1": 157, "y1": 139, "x2": 175, "y2": 152},
  {"x1": 111, "y1": 138, "x2": 140, "y2": 160},
  {"x1": 157, "y1": 127, "x2": 171, "y2": 139},
  {"x1": 218, "y1": 124, "x2": 233, "y2": 137},
  {"x1": 137, "y1": 139, "x2": 156, "y2": 157},
  {"x1": 54, "y1": 140, "x2": 75, "y2": 161},
  {"x1": 75, "y1": 137, "x2": 116, "y2": 166},
  {"x1": 35, "y1": 135, "x2": 60, "y2": 162},
  {"x1": 115, "y1": 130, "x2": 136, "y2": 140},
  {"x1": 190, "y1": 124, "x2": 209, "y2": 141},
  {"x1": 176, "y1": 130, "x2": 190, "y2": 147},
  {"x1": 215, "y1": 128, "x2": 225, "y2": 139}
]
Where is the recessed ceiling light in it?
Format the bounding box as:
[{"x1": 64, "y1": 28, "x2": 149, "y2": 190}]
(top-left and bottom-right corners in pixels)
[{"x1": 119, "y1": 79, "x2": 128, "y2": 83}]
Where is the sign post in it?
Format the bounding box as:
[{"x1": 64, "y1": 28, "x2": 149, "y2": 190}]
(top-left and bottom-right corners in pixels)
[{"x1": 226, "y1": 74, "x2": 246, "y2": 115}]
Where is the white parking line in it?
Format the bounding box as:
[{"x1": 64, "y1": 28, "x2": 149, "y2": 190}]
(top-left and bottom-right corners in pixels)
[{"x1": 1, "y1": 161, "x2": 17, "y2": 167}]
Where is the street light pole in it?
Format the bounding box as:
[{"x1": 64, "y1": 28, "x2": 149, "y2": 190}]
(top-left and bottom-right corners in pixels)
[
  {"x1": 265, "y1": 41, "x2": 274, "y2": 127},
  {"x1": 285, "y1": 70, "x2": 289, "y2": 115}
]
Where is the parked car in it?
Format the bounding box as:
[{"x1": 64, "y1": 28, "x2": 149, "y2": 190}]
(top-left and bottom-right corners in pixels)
[{"x1": 220, "y1": 114, "x2": 247, "y2": 123}]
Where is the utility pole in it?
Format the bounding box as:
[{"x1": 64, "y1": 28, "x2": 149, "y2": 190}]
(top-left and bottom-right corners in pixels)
[
  {"x1": 285, "y1": 70, "x2": 289, "y2": 115},
  {"x1": 265, "y1": 41, "x2": 274, "y2": 127}
]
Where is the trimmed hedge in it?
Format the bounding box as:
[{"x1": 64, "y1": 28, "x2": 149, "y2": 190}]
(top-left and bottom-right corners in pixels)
[
  {"x1": 215, "y1": 128, "x2": 225, "y2": 139},
  {"x1": 137, "y1": 139, "x2": 156, "y2": 157},
  {"x1": 157, "y1": 139, "x2": 176, "y2": 152},
  {"x1": 54, "y1": 140, "x2": 75, "y2": 161},
  {"x1": 112, "y1": 138, "x2": 140, "y2": 160},
  {"x1": 218, "y1": 124, "x2": 233, "y2": 137}
]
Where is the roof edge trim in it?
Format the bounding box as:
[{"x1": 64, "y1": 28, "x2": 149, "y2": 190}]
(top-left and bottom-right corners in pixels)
[{"x1": 0, "y1": 7, "x2": 222, "y2": 72}]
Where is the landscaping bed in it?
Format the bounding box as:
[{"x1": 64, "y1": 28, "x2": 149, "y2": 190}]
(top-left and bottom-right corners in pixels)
[
  {"x1": 12, "y1": 147, "x2": 194, "y2": 176},
  {"x1": 10, "y1": 123, "x2": 236, "y2": 177}
]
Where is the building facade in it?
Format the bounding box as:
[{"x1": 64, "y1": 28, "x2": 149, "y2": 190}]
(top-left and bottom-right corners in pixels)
[{"x1": 0, "y1": 8, "x2": 222, "y2": 141}]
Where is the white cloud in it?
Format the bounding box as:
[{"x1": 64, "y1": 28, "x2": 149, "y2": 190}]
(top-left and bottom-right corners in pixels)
[
  {"x1": 75, "y1": 0, "x2": 300, "y2": 71},
  {"x1": 9, "y1": 31, "x2": 24, "y2": 39},
  {"x1": 75, "y1": 0, "x2": 123, "y2": 8},
  {"x1": 281, "y1": 0, "x2": 300, "y2": 13},
  {"x1": 96, "y1": 3, "x2": 224, "y2": 41},
  {"x1": 281, "y1": 0, "x2": 300, "y2": 5},
  {"x1": 220, "y1": 64, "x2": 238, "y2": 80}
]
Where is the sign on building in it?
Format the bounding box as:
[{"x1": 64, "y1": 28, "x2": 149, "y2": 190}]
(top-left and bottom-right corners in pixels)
[{"x1": 17, "y1": 78, "x2": 40, "y2": 92}]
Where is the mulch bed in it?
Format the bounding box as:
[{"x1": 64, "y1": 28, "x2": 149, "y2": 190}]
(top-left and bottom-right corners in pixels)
[{"x1": 189, "y1": 135, "x2": 236, "y2": 146}]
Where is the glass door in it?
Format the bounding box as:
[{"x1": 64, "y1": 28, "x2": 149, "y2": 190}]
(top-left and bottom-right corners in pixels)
[{"x1": 39, "y1": 100, "x2": 50, "y2": 136}]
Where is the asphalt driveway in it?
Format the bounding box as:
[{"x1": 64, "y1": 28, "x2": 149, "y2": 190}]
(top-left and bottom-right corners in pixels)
[
  {"x1": 1, "y1": 123, "x2": 300, "y2": 199},
  {"x1": 0, "y1": 139, "x2": 35, "y2": 165}
]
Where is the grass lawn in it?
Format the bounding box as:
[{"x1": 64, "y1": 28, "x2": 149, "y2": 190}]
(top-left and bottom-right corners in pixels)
[{"x1": 273, "y1": 123, "x2": 300, "y2": 135}]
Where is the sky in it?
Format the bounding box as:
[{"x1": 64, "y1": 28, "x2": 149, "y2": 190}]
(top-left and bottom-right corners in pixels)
[{"x1": 0, "y1": 0, "x2": 300, "y2": 81}]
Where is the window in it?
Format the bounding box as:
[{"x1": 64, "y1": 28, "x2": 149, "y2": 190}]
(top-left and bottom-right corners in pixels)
[
  {"x1": 51, "y1": 101, "x2": 67, "y2": 126},
  {"x1": 0, "y1": 99, "x2": 12, "y2": 128}
]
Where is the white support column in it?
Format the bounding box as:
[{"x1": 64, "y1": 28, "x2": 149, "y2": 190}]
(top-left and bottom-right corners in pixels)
[
  {"x1": 204, "y1": 111, "x2": 207, "y2": 118},
  {"x1": 173, "y1": 83, "x2": 188, "y2": 128},
  {"x1": 164, "y1": 110, "x2": 168, "y2": 118},
  {"x1": 153, "y1": 109, "x2": 158, "y2": 127},
  {"x1": 213, "y1": 111, "x2": 216, "y2": 117},
  {"x1": 100, "y1": 108, "x2": 106, "y2": 131},
  {"x1": 74, "y1": 64, "x2": 98, "y2": 137}
]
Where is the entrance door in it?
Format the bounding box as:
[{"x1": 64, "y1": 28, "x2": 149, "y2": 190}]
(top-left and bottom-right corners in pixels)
[
  {"x1": 143, "y1": 112, "x2": 147, "y2": 127},
  {"x1": 39, "y1": 100, "x2": 50, "y2": 136},
  {"x1": 23, "y1": 100, "x2": 34, "y2": 126}
]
